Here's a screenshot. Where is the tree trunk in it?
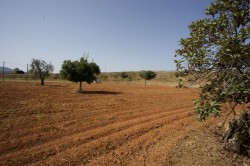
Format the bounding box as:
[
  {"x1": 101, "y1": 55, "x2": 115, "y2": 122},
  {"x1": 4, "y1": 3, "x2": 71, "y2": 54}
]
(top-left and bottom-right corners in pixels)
[
  {"x1": 145, "y1": 79, "x2": 146, "y2": 86},
  {"x1": 80, "y1": 81, "x2": 83, "y2": 92},
  {"x1": 41, "y1": 78, "x2": 45, "y2": 85},
  {"x1": 223, "y1": 112, "x2": 250, "y2": 156}
]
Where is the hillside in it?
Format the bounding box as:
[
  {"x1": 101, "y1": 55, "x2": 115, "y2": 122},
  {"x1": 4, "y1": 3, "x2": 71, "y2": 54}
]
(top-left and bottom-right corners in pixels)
[
  {"x1": 100, "y1": 71, "x2": 179, "y2": 85},
  {"x1": 0, "y1": 67, "x2": 13, "y2": 73}
]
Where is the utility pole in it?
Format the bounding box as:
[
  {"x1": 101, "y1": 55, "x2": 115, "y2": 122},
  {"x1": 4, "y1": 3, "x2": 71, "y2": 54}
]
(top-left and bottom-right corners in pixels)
[
  {"x1": 26, "y1": 64, "x2": 28, "y2": 82},
  {"x1": 2, "y1": 61, "x2": 4, "y2": 82}
]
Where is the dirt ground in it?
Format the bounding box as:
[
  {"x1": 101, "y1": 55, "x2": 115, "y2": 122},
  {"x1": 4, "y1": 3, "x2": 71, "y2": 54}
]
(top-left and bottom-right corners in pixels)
[{"x1": 0, "y1": 82, "x2": 249, "y2": 165}]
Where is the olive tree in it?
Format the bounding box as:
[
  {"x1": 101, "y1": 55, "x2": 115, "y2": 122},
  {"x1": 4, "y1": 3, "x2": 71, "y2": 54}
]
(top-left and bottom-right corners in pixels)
[
  {"x1": 60, "y1": 56, "x2": 100, "y2": 92},
  {"x1": 175, "y1": 0, "x2": 249, "y2": 155},
  {"x1": 30, "y1": 59, "x2": 54, "y2": 85},
  {"x1": 139, "y1": 70, "x2": 156, "y2": 86}
]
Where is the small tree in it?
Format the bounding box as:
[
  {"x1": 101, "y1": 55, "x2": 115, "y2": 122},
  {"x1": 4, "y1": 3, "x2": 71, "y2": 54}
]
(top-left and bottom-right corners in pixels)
[
  {"x1": 121, "y1": 72, "x2": 128, "y2": 79},
  {"x1": 121, "y1": 72, "x2": 128, "y2": 83},
  {"x1": 30, "y1": 59, "x2": 54, "y2": 85},
  {"x1": 175, "y1": 0, "x2": 250, "y2": 155},
  {"x1": 13, "y1": 68, "x2": 24, "y2": 74},
  {"x1": 139, "y1": 70, "x2": 156, "y2": 86},
  {"x1": 60, "y1": 56, "x2": 100, "y2": 92}
]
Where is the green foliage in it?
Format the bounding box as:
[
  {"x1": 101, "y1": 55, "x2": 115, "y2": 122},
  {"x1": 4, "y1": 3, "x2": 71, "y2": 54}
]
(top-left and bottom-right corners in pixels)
[
  {"x1": 60, "y1": 56, "x2": 100, "y2": 91},
  {"x1": 175, "y1": 0, "x2": 250, "y2": 121},
  {"x1": 194, "y1": 100, "x2": 221, "y2": 121},
  {"x1": 139, "y1": 70, "x2": 156, "y2": 80},
  {"x1": 139, "y1": 70, "x2": 156, "y2": 86},
  {"x1": 121, "y1": 72, "x2": 128, "y2": 79},
  {"x1": 30, "y1": 59, "x2": 54, "y2": 85},
  {"x1": 13, "y1": 68, "x2": 24, "y2": 74},
  {"x1": 36, "y1": 111, "x2": 46, "y2": 121}
]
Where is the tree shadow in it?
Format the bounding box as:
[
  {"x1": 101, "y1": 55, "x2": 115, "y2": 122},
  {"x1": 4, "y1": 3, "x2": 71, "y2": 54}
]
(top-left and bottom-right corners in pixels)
[{"x1": 78, "y1": 91, "x2": 123, "y2": 95}]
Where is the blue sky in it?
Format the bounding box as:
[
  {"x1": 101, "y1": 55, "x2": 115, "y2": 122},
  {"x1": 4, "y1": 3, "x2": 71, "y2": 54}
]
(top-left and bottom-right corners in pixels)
[{"x1": 0, "y1": 0, "x2": 213, "y2": 73}]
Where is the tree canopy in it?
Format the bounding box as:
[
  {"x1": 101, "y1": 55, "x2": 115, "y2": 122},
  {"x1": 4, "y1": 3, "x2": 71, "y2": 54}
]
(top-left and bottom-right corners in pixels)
[
  {"x1": 13, "y1": 68, "x2": 24, "y2": 74},
  {"x1": 175, "y1": 0, "x2": 249, "y2": 155},
  {"x1": 175, "y1": 0, "x2": 250, "y2": 120},
  {"x1": 139, "y1": 70, "x2": 156, "y2": 86},
  {"x1": 60, "y1": 56, "x2": 100, "y2": 92},
  {"x1": 30, "y1": 59, "x2": 54, "y2": 85},
  {"x1": 121, "y1": 72, "x2": 128, "y2": 79}
]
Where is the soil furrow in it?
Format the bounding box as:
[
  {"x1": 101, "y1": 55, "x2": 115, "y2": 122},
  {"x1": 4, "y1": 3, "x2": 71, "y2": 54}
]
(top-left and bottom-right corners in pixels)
[
  {"x1": 32, "y1": 109, "x2": 193, "y2": 165},
  {"x1": 0, "y1": 100, "x2": 191, "y2": 138},
  {"x1": 0, "y1": 105, "x2": 193, "y2": 156},
  {"x1": 88, "y1": 119, "x2": 214, "y2": 166},
  {"x1": 0, "y1": 82, "x2": 204, "y2": 165},
  {"x1": 0, "y1": 107, "x2": 191, "y2": 165}
]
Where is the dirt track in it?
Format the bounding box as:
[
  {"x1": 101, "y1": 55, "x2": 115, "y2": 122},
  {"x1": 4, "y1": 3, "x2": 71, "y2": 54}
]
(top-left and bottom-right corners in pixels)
[{"x1": 0, "y1": 82, "x2": 222, "y2": 165}]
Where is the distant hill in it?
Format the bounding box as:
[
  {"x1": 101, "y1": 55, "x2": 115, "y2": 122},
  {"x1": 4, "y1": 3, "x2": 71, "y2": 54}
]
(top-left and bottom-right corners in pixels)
[{"x1": 0, "y1": 67, "x2": 13, "y2": 73}]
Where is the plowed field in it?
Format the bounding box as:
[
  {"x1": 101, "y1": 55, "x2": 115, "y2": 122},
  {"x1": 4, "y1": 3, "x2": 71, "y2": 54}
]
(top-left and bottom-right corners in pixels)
[{"x1": 1, "y1": 82, "x2": 245, "y2": 165}]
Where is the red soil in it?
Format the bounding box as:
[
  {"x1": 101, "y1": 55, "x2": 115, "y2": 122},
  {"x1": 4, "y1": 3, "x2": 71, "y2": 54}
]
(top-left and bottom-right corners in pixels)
[{"x1": 0, "y1": 82, "x2": 248, "y2": 165}]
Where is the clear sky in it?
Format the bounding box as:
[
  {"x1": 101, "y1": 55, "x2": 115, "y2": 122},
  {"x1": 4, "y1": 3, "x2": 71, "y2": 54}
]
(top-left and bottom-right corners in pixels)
[{"x1": 0, "y1": 0, "x2": 213, "y2": 73}]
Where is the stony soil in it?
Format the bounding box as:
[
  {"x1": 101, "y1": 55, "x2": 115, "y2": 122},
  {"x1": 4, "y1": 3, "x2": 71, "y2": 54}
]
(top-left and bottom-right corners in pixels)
[{"x1": 0, "y1": 82, "x2": 249, "y2": 165}]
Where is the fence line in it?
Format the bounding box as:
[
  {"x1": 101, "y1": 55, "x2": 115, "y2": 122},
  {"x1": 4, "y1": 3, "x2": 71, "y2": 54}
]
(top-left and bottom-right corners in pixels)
[
  {"x1": 0, "y1": 73, "x2": 63, "y2": 82},
  {"x1": 1, "y1": 61, "x2": 29, "y2": 82}
]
